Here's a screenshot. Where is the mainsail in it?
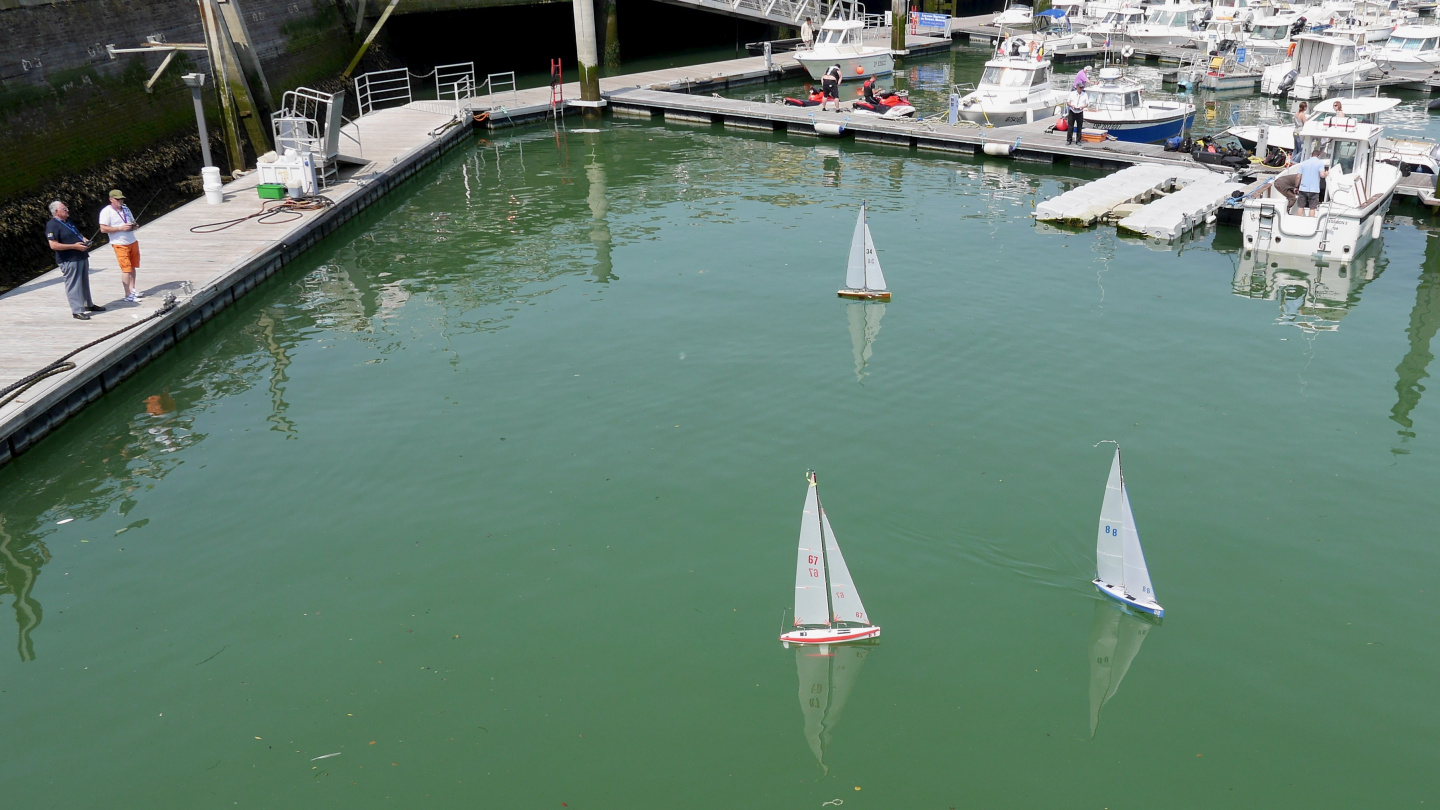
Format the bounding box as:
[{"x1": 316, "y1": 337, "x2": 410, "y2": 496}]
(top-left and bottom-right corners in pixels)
[
  {"x1": 820, "y1": 510, "x2": 869, "y2": 625},
  {"x1": 1096, "y1": 448, "x2": 1127, "y2": 588},
  {"x1": 794, "y1": 480, "x2": 831, "y2": 627},
  {"x1": 845, "y1": 204, "x2": 869, "y2": 291}
]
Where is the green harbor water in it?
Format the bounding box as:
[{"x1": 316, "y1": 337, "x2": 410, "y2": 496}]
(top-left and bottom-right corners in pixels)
[{"x1": 3, "y1": 83, "x2": 1440, "y2": 807}]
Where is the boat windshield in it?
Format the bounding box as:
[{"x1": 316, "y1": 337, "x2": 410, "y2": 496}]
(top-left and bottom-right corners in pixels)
[
  {"x1": 818, "y1": 28, "x2": 854, "y2": 45},
  {"x1": 1092, "y1": 89, "x2": 1141, "y2": 110},
  {"x1": 981, "y1": 65, "x2": 1043, "y2": 87},
  {"x1": 1252, "y1": 23, "x2": 1289, "y2": 40},
  {"x1": 1389, "y1": 35, "x2": 1440, "y2": 50}
]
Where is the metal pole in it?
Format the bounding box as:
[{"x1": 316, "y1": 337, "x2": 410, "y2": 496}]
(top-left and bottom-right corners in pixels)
[
  {"x1": 573, "y1": 0, "x2": 602, "y2": 111},
  {"x1": 184, "y1": 74, "x2": 214, "y2": 168},
  {"x1": 891, "y1": 0, "x2": 907, "y2": 56}
]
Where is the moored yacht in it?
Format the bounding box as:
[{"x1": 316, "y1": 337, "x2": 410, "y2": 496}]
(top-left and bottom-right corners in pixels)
[
  {"x1": 1083, "y1": 67, "x2": 1196, "y2": 141},
  {"x1": 795, "y1": 18, "x2": 894, "y2": 80},
  {"x1": 1125, "y1": 3, "x2": 1209, "y2": 45},
  {"x1": 1241, "y1": 112, "x2": 1401, "y2": 261},
  {"x1": 955, "y1": 50, "x2": 1064, "y2": 126},
  {"x1": 1376, "y1": 22, "x2": 1440, "y2": 64},
  {"x1": 1259, "y1": 33, "x2": 1378, "y2": 98}
]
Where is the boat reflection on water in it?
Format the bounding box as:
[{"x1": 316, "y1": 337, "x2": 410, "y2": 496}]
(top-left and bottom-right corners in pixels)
[
  {"x1": 1230, "y1": 239, "x2": 1386, "y2": 332},
  {"x1": 846, "y1": 302, "x2": 886, "y2": 382},
  {"x1": 1088, "y1": 600, "x2": 1159, "y2": 738},
  {"x1": 795, "y1": 642, "x2": 875, "y2": 771}
]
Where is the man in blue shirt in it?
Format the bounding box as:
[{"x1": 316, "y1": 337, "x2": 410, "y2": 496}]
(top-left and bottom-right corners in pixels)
[
  {"x1": 44, "y1": 200, "x2": 104, "y2": 320},
  {"x1": 1296, "y1": 148, "x2": 1329, "y2": 217}
]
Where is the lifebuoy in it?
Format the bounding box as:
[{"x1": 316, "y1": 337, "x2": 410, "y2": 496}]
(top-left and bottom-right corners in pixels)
[
  {"x1": 1121, "y1": 44, "x2": 1135, "y2": 59},
  {"x1": 1287, "y1": 41, "x2": 1296, "y2": 56}
]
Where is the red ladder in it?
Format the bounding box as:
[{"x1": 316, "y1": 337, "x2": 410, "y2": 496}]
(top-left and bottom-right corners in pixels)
[{"x1": 550, "y1": 59, "x2": 564, "y2": 115}]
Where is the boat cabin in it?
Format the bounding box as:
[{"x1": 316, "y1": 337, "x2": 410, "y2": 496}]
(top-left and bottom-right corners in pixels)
[
  {"x1": 1034, "y1": 8, "x2": 1077, "y2": 33},
  {"x1": 1093, "y1": 7, "x2": 1146, "y2": 28},
  {"x1": 1290, "y1": 34, "x2": 1361, "y2": 75},
  {"x1": 978, "y1": 57, "x2": 1053, "y2": 90},
  {"x1": 1249, "y1": 17, "x2": 1296, "y2": 43},
  {"x1": 813, "y1": 20, "x2": 868, "y2": 48},
  {"x1": 1212, "y1": 0, "x2": 1272, "y2": 21},
  {"x1": 1295, "y1": 115, "x2": 1384, "y2": 208},
  {"x1": 1088, "y1": 68, "x2": 1144, "y2": 111},
  {"x1": 1383, "y1": 24, "x2": 1440, "y2": 52},
  {"x1": 1142, "y1": 4, "x2": 1205, "y2": 29}
]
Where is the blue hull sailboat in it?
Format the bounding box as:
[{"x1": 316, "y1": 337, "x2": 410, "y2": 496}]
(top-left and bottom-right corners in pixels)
[{"x1": 1093, "y1": 445, "x2": 1164, "y2": 617}]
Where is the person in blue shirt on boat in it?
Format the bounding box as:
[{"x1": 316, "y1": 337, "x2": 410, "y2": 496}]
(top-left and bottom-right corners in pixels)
[{"x1": 1296, "y1": 148, "x2": 1329, "y2": 217}]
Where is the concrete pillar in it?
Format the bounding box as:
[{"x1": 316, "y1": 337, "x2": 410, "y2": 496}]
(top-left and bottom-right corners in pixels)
[
  {"x1": 602, "y1": 0, "x2": 621, "y2": 69},
  {"x1": 891, "y1": 0, "x2": 907, "y2": 55},
  {"x1": 573, "y1": 0, "x2": 603, "y2": 115}
]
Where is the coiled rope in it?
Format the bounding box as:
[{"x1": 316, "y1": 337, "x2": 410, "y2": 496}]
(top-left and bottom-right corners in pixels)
[
  {"x1": 188, "y1": 195, "x2": 335, "y2": 234},
  {"x1": 0, "y1": 294, "x2": 180, "y2": 409}
]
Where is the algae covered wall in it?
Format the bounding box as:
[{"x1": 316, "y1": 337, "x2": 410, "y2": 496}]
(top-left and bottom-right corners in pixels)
[{"x1": 0, "y1": 0, "x2": 353, "y2": 290}]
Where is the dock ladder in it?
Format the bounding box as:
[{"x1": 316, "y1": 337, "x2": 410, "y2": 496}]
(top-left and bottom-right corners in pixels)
[{"x1": 550, "y1": 58, "x2": 565, "y2": 118}]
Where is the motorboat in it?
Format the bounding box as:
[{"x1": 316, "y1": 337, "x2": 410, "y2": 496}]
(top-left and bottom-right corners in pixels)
[
  {"x1": 1240, "y1": 112, "x2": 1401, "y2": 261},
  {"x1": 1376, "y1": 23, "x2": 1440, "y2": 65},
  {"x1": 1225, "y1": 12, "x2": 1312, "y2": 59},
  {"x1": 1323, "y1": 0, "x2": 1414, "y2": 43},
  {"x1": 1210, "y1": 0, "x2": 1278, "y2": 24},
  {"x1": 1226, "y1": 96, "x2": 1440, "y2": 174},
  {"x1": 955, "y1": 51, "x2": 1065, "y2": 126},
  {"x1": 1088, "y1": 6, "x2": 1147, "y2": 44},
  {"x1": 795, "y1": 19, "x2": 894, "y2": 80},
  {"x1": 1125, "y1": 3, "x2": 1210, "y2": 46},
  {"x1": 994, "y1": 0, "x2": 1035, "y2": 26},
  {"x1": 995, "y1": 10, "x2": 1094, "y2": 57},
  {"x1": 1083, "y1": 67, "x2": 1196, "y2": 141},
  {"x1": 1259, "y1": 33, "x2": 1378, "y2": 98}
]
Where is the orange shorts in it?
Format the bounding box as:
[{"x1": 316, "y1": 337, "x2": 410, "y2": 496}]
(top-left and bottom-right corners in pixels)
[{"x1": 112, "y1": 242, "x2": 140, "y2": 274}]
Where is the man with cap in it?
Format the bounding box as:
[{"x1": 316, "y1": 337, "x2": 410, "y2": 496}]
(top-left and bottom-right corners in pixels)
[
  {"x1": 99, "y1": 188, "x2": 143, "y2": 302},
  {"x1": 44, "y1": 201, "x2": 104, "y2": 321}
]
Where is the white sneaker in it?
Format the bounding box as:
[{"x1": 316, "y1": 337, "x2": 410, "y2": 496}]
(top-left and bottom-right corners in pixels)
[
  {"x1": 124, "y1": 293, "x2": 139, "y2": 303},
  {"x1": 131, "y1": 291, "x2": 144, "y2": 300}
]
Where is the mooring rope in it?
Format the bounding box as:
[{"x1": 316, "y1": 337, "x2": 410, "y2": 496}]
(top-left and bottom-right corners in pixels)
[
  {"x1": 187, "y1": 195, "x2": 335, "y2": 234},
  {"x1": 0, "y1": 294, "x2": 180, "y2": 409}
]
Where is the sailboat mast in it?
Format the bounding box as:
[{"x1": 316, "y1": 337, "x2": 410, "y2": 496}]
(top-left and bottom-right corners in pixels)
[
  {"x1": 815, "y1": 483, "x2": 835, "y2": 628},
  {"x1": 860, "y1": 202, "x2": 870, "y2": 290}
]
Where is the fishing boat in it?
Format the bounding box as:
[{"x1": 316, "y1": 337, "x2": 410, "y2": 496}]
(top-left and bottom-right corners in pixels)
[
  {"x1": 1124, "y1": 2, "x2": 1209, "y2": 46},
  {"x1": 1088, "y1": 600, "x2": 1157, "y2": 738},
  {"x1": 1240, "y1": 112, "x2": 1401, "y2": 261},
  {"x1": 994, "y1": 0, "x2": 1035, "y2": 26},
  {"x1": 1093, "y1": 444, "x2": 1163, "y2": 617},
  {"x1": 1000, "y1": 8, "x2": 1095, "y2": 52},
  {"x1": 1376, "y1": 23, "x2": 1440, "y2": 65},
  {"x1": 1259, "y1": 33, "x2": 1378, "y2": 98},
  {"x1": 1226, "y1": 95, "x2": 1439, "y2": 175},
  {"x1": 780, "y1": 471, "x2": 881, "y2": 647},
  {"x1": 795, "y1": 18, "x2": 894, "y2": 80},
  {"x1": 795, "y1": 642, "x2": 872, "y2": 771},
  {"x1": 955, "y1": 50, "x2": 1065, "y2": 127},
  {"x1": 1087, "y1": 5, "x2": 1147, "y2": 43},
  {"x1": 838, "y1": 202, "x2": 891, "y2": 301},
  {"x1": 1083, "y1": 67, "x2": 1195, "y2": 142}
]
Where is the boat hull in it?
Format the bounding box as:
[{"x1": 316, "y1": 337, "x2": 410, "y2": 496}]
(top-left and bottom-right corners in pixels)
[
  {"x1": 838, "y1": 288, "x2": 891, "y2": 300},
  {"x1": 1094, "y1": 579, "x2": 1164, "y2": 617},
  {"x1": 956, "y1": 104, "x2": 1060, "y2": 127},
  {"x1": 1087, "y1": 111, "x2": 1195, "y2": 143},
  {"x1": 796, "y1": 51, "x2": 895, "y2": 80},
  {"x1": 781, "y1": 625, "x2": 881, "y2": 646}
]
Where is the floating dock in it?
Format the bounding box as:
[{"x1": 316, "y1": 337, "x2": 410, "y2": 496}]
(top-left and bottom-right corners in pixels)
[
  {"x1": 1035, "y1": 164, "x2": 1220, "y2": 226},
  {"x1": 1117, "y1": 174, "x2": 1249, "y2": 240}
]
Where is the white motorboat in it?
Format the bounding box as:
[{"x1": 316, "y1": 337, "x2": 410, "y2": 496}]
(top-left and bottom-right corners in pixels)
[
  {"x1": 1084, "y1": 67, "x2": 1196, "y2": 141},
  {"x1": 780, "y1": 471, "x2": 881, "y2": 647},
  {"x1": 1241, "y1": 113, "x2": 1401, "y2": 261},
  {"x1": 1211, "y1": 0, "x2": 1278, "y2": 24},
  {"x1": 1087, "y1": 5, "x2": 1147, "y2": 43},
  {"x1": 795, "y1": 19, "x2": 893, "y2": 80},
  {"x1": 1376, "y1": 22, "x2": 1440, "y2": 64},
  {"x1": 1125, "y1": 3, "x2": 1209, "y2": 45},
  {"x1": 994, "y1": 0, "x2": 1035, "y2": 26},
  {"x1": 956, "y1": 51, "x2": 1065, "y2": 126},
  {"x1": 1259, "y1": 33, "x2": 1378, "y2": 97},
  {"x1": 1324, "y1": 0, "x2": 1413, "y2": 43},
  {"x1": 1226, "y1": 12, "x2": 1312, "y2": 59},
  {"x1": 1227, "y1": 96, "x2": 1440, "y2": 175},
  {"x1": 1019, "y1": 8, "x2": 1096, "y2": 51}
]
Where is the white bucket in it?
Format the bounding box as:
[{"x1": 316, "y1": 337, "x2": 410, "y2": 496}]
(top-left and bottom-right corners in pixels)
[{"x1": 201, "y1": 166, "x2": 223, "y2": 205}]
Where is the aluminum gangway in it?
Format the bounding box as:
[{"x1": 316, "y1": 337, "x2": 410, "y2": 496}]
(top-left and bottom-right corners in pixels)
[{"x1": 652, "y1": 0, "x2": 824, "y2": 26}]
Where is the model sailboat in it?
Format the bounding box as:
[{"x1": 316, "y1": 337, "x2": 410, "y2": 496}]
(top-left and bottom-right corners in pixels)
[
  {"x1": 837, "y1": 202, "x2": 891, "y2": 301},
  {"x1": 781, "y1": 471, "x2": 882, "y2": 646},
  {"x1": 1094, "y1": 445, "x2": 1163, "y2": 617}
]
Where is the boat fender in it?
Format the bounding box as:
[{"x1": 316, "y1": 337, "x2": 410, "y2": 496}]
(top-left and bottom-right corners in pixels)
[
  {"x1": 1055, "y1": 116, "x2": 1068, "y2": 131},
  {"x1": 1286, "y1": 42, "x2": 1296, "y2": 57},
  {"x1": 816, "y1": 121, "x2": 847, "y2": 137},
  {"x1": 982, "y1": 141, "x2": 1012, "y2": 156},
  {"x1": 1373, "y1": 215, "x2": 1384, "y2": 239}
]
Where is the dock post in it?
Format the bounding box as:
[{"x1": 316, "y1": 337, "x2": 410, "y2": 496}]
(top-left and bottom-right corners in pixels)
[
  {"x1": 891, "y1": 0, "x2": 907, "y2": 58},
  {"x1": 573, "y1": 0, "x2": 604, "y2": 118},
  {"x1": 602, "y1": 0, "x2": 621, "y2": 69}
]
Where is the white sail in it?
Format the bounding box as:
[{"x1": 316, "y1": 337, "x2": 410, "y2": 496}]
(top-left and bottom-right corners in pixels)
[
  {"x1": 1120, "y1": 487, "x2": 1157, "y2": 604},
  {"x1": 794, "y1": 481, "x2": 831, "y2": 627},
  {"x1": 845, "y1": 204, "x2": 869, "y2": 291},
  {"x1": 861, "y1": 223, "x2": 887, "y2": 292},
  {"x1": 847, "y1": 302, "x2": 885, "y2": 381},
  {"x1": 1096, "y1": 448, "x2": 1126, "y2": 588},
  {"x1": 820, "y1": 510, "x2": 869, "y2": 625},
  {"x1": 1087, "y1": 601, "x2": 1153, "y2": 738}
]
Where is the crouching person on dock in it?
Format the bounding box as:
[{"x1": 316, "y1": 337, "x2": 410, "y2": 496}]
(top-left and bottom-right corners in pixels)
[
  {"x1": 45, "y1": 201, "x2": 104, "y2": 321},
  {"x1": 99, "y1": 189, "x2": 142, "y2": 303}
]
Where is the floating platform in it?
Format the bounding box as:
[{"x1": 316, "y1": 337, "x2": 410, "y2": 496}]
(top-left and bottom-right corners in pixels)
[
  {"x1": 1117, "y1": 173, "x2": 1249, "y2": 241},
  {"x1": 1035, "y1": 163, "x2": 1221, "y2": 227}
]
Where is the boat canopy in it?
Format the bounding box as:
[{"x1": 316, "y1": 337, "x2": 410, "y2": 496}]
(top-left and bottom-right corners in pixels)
[
  {"x1": 980, "y1": 60, "x2": 1053, "y2": 86},
  {"x1": 1385, "y1": 25, "x2": 1440, "y2": 49},
  {"x1": 815, "y1": 20, "x2": 865, "y2": 46},
  {"x1": 1293, "y1": 35, "x2": 1359, "y2": 72}
]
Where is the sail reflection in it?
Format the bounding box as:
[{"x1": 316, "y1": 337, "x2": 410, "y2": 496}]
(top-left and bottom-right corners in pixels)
[
  {"x1": 846, "y1": 302, "x2": 885, "y2": 382},
  {"x1": 1088, "y1": 600, "x2": 1158, "y2": 738},
  {"x1": 1231, "y1": 242, "x2": 1384, "y2": 332},
  {"x1": 1389, "y1": 231, "x2": 1440, "y2": 450},
  {"x1": 796, "y1": 642, "x2": 874, "y2": 771}
]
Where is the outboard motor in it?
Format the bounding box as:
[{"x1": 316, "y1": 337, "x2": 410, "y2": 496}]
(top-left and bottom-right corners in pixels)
[
  {"x1": 1289, "y1": 16, "x2": 1307, "y2": 36},
  {"x1": 1278, "y1": 69, "x2": 1298, "y2": 96}
]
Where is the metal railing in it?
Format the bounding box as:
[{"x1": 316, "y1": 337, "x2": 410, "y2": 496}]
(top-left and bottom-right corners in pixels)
[
  {"x1": 479, "y1": 71, "x2": 520, "y2": 105},
  {"x1": 436, "y1": 62, "x2": 478, "y2": 101},
  {"x1": 355, "y1": 67, "x2": 411, "y2": 115}
]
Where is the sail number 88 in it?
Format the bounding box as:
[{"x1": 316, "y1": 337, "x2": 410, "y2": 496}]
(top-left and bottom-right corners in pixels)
[{"x1": 1104, "y1": 525, "x2": 1117, "y2": 535}]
